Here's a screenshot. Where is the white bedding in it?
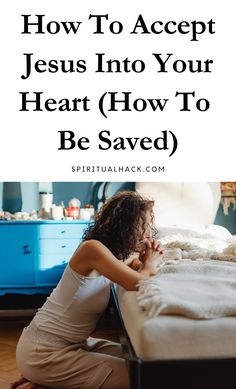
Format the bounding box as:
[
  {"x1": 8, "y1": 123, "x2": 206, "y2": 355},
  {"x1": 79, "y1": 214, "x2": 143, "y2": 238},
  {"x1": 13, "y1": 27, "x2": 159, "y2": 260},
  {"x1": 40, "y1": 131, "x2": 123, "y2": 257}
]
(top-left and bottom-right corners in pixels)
[
  {"x1": 117, "y1": 287, "x2": 236, "y2": 360},
  {"x1": 137, "y1": 260, "x2": 236, "y2": 320},
  {"x1": 116, "y1": 225, "x2": 236, "y2": 360}
]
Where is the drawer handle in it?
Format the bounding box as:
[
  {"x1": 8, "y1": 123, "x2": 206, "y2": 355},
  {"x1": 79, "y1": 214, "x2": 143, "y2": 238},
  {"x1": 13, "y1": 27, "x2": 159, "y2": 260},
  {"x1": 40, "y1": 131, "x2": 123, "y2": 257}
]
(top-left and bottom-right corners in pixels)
[
  {"x1": 23, "y1": 245, "x2": 32, "y2": 254},
  {"x1": 61, "y1": 245, "x2": 66, "y2": 248},
  {"x1": 61, "y1": 230, "x2": 66, "y2": 234}
]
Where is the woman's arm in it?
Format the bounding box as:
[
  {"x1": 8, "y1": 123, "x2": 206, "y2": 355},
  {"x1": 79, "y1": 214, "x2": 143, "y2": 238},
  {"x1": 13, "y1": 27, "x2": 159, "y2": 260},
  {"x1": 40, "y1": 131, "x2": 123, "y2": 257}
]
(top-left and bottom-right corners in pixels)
[{"x1": 70, "y1": 239, "x2": 163, "y2": 291}]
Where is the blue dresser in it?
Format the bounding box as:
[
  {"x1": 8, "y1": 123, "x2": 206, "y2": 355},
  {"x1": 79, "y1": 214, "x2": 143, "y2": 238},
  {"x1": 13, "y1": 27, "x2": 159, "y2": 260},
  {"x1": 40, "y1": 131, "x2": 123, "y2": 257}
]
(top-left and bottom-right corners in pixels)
[{"x1": 0, "y1": 220, "x2": 91, "y2": 297}]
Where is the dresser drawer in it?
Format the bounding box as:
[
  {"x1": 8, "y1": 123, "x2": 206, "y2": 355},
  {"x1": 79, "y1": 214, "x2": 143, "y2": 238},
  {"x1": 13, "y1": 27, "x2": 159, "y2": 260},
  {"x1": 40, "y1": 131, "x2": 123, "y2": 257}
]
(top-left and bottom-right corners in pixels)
[
  {"x1": 38, "y1": 254, "x2": 68, "y2": 284},
  {"x1": 38, "y1": 224, "x2": 89, "y2": 239},
  {"x1": 0, "y1": 224, "x2": 36, "y2": 285},
  {"x1": 37, "y1": 254, "x2": 70, "y2": 285},
  {"x1": 39, "y1": 268, "x2": 66, "y2": 285},
  {"x1": 38, "y1": 254, "x2": 70, "y2": 270},
  {"x1": 38, "y1": 239, "x2": 80, "y2": 254}
]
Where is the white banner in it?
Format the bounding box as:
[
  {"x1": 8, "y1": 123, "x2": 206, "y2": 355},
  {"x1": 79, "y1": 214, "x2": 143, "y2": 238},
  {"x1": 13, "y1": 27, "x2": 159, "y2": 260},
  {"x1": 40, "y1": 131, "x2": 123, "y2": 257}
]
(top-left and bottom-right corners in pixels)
[{"x1": 0, "y1": 0, "x2": 235, "y2": 181}]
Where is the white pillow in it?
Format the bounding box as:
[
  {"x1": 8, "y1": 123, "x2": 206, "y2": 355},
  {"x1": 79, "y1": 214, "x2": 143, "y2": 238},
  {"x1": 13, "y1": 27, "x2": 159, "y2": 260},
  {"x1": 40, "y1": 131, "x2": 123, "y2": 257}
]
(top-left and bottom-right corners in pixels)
[{"x1": 136, "y1": 182, "x2": 221, "y2": 226}]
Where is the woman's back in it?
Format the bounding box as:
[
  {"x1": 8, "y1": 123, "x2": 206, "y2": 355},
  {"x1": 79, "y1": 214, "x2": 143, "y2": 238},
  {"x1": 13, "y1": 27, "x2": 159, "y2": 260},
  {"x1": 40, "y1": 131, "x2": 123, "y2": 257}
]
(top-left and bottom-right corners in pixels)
[{"x1": 28, "y1": 264, "x2": 112, "y2": 345}]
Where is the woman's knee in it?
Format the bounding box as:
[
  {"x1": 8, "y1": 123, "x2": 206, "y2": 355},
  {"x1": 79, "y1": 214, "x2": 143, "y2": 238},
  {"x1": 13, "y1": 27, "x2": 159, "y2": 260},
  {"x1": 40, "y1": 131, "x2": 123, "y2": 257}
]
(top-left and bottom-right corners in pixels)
[{"x1": 99, "y1": 359, "x2": 130, "y2": 389}]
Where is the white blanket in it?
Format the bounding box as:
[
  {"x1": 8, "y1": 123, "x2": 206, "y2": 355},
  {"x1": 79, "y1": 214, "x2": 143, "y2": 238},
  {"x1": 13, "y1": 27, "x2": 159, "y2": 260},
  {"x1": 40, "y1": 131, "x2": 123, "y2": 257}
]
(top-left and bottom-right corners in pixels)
[
  {"x1": 137, "y1": 261, "x2": 236, "y2": 319},
  {"x1": 161, "y1": 229, "x2": 236, "y2": 262}
]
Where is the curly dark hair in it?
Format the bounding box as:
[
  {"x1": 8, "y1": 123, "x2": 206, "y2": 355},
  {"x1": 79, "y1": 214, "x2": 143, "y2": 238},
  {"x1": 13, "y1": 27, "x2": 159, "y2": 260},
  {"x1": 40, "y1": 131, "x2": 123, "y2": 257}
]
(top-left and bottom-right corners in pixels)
[{"x1": 83, "y1": 191, "x2": 156, "y2": 260}]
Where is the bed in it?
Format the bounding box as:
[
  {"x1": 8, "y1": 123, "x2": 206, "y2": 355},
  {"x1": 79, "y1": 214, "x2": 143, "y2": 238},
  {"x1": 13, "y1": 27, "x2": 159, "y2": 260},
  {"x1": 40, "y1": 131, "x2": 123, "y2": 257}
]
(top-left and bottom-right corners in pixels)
[{"x1": 112, "y1": 183, "x2": 236, "y2": 389}]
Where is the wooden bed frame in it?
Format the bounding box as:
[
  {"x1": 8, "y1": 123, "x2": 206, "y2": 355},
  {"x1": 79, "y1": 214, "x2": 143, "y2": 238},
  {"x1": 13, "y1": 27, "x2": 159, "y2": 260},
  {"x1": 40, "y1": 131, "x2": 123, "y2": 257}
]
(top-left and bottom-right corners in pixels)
[{"x1": 111, "y1": 287, "x2": 236, "y2": 389}]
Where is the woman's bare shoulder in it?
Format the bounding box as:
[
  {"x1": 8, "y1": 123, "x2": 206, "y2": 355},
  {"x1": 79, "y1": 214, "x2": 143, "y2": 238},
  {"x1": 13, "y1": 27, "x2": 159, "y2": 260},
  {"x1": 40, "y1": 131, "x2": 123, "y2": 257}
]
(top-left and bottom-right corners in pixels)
[
  {"x1": 78, "y1": 239, "x2": 109, "y2": 253},
  {"x1": 69, "y1": 239, "x2": 111, "y2": 276}
]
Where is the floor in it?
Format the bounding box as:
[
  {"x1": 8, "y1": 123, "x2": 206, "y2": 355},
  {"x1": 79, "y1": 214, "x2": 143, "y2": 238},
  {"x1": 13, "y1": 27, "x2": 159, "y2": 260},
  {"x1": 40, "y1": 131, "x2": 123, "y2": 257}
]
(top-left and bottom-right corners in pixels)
[
  {"x1": 0, "y1": 317, "x2": 27, "y2": 389},
  {"x1": 0, "y1": 310, "x2": 120, "y2": 389}
]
